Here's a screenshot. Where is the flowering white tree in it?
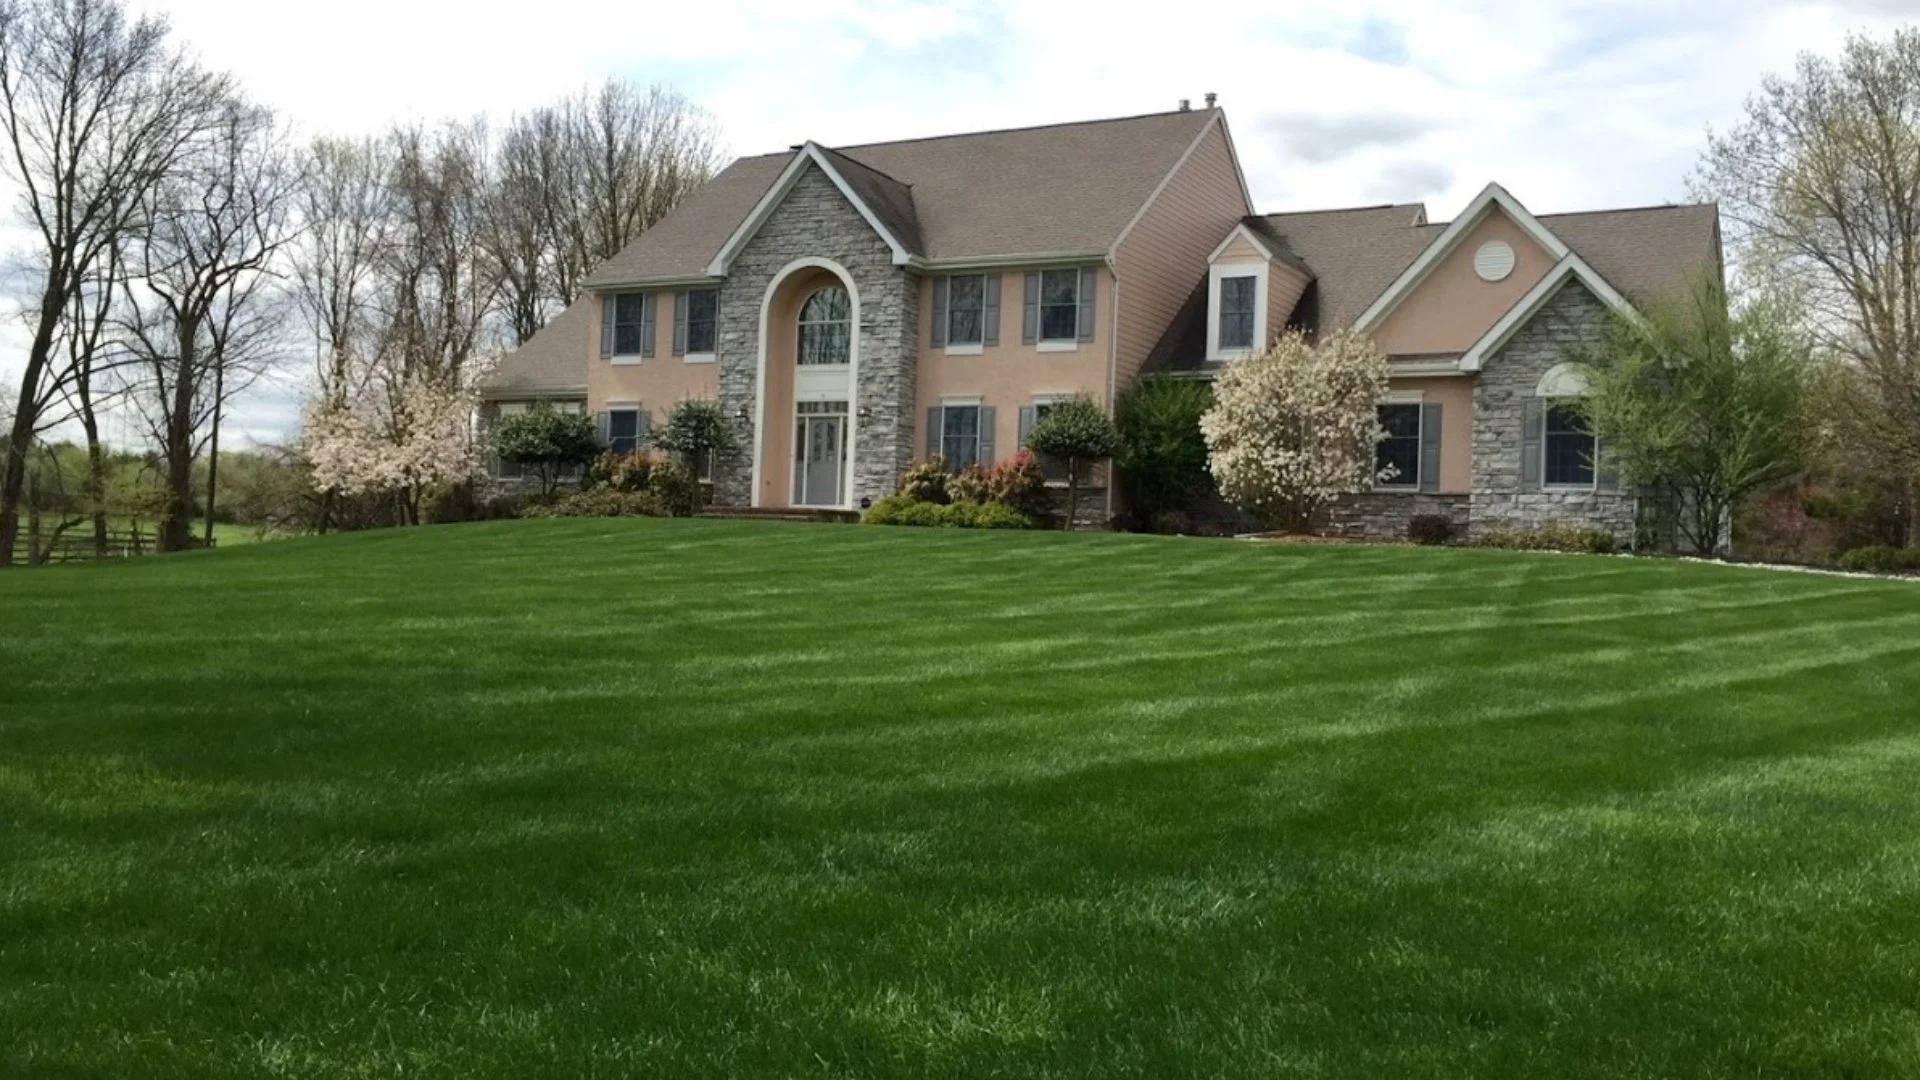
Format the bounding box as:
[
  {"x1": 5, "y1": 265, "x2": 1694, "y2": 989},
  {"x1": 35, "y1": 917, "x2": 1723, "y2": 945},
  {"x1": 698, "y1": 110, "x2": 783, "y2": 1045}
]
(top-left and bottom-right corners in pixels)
[
  {"x1": 303, "y1": 374, "x2": 479, "y2": 526},
  {"x1": 1200, "y1": 329, "x2": 1393, "y2": 532}
]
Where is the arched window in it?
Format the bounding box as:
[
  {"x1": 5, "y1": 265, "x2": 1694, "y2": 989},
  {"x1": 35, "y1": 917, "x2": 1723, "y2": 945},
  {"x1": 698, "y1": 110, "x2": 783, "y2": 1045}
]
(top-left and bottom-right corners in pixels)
[
  {"x1": 1536, "y1": 363, "x2": 1596, "y2": 487},
  {"x1": 797, "y1": 286, "x2": 851, "y2": 365}
]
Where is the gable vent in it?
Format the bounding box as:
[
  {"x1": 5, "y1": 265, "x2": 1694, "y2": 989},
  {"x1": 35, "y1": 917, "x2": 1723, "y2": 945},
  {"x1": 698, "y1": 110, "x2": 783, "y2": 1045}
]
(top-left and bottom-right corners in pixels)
[{"x1": 1474, "y1": 241, "x2": 1516, "y2": 282}]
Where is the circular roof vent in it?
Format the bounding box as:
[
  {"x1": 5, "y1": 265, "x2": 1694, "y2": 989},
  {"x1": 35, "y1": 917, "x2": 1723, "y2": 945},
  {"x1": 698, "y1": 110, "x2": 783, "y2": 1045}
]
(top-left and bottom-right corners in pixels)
[{"x1": 1475, "y1": 241, "x2": 1516, "y2": 282}]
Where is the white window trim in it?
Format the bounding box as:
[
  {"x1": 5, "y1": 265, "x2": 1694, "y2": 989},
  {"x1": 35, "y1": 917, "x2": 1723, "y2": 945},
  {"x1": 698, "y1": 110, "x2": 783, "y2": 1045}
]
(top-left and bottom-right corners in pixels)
[
  {"x1": 940, "y1": 394, "x2": 984, "y2": 405},
  {"x1": 1375, "y1": 401, "x2": 1423, "y2": 492},
  {"x1": 943, "y1": 342, "x2": 984, "y2": 356},
  {"x1": 611, "y1": 355, "x2": 644, "y2": 366},
  {"x1": 1207, "y1": 260, "x2": 1270, "y2": 361},
  {"x1": 684, "y1": 352, "x2": 716, "y2": 364},
  {"x1": 1036, "y1": 340, "x2": 1078, "y2": 353},
  {"x1": 610, "y1": 292, "x2": 650, "y2": 362},
  {"x1": 605, "y1": 402, "x2": 644, "y2": 455}
]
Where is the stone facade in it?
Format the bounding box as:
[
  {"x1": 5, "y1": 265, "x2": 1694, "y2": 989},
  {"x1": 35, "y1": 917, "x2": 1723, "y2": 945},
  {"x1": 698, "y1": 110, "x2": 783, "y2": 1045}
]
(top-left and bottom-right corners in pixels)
[
  {"x1": 713, "y1": 163, "x2": 917, "y2": 508},
  {"x1": 1325, "y1": 493, "x2": 1471, "y2": 541},
  {"x1": 1469, "y1": 281, "x2": 1637, "y2": 545}
]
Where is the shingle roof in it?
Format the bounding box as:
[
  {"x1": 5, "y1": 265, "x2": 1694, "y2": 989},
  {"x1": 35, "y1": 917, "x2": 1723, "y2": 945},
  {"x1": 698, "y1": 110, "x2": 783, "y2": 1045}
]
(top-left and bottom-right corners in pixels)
[
  {"x1": 583, "y1": 108, "x2": 1223, "y2": 286},
  {"x1": 1143, "y1": 200, "x2": 1722, "y2": 375},
  {"x1": 482, "y1": 298, "x2": 591, "y2": 398}
]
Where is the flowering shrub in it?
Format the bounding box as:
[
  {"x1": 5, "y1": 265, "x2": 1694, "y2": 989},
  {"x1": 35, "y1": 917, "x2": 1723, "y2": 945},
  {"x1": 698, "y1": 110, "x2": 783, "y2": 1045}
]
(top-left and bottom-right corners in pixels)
[
  {"x1": 982, "y1": 451, "x2": 1049, "y2": 516},
  {"x1": 1200, "y1": 330, "x2": 1391, "y2": 533},
  {"x1": 898, "y1": 457, "x2": 951, "y2": 504},
  {"x1": 585, "y1": 451, "x2": 657, "y2": 494},
  {"x1": 948, "y1": 464, "x2": 991, "y2": 505}
]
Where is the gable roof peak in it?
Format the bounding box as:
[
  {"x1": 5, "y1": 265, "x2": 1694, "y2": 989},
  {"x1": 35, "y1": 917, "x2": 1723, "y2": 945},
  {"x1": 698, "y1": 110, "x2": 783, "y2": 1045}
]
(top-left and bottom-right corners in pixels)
[{"x1": 1350, "y1": 181, "x2": 1571, "y2": 332}]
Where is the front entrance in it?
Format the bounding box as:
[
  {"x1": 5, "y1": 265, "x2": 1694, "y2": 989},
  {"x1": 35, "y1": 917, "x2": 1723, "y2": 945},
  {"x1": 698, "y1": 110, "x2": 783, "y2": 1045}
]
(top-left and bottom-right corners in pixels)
[{"x1": 792, "y1": 401, "x2": 849, "y2": 506}]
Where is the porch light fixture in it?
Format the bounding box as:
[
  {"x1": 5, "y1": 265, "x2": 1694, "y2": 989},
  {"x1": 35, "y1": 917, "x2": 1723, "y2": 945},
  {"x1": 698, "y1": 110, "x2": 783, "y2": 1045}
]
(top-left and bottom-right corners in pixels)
[
  {"x1": 735, "y1": 404, "x2": 750, "y2": 422},
  {"x1": 857, "y1": 405, "x2": 872, "y2": 420}
]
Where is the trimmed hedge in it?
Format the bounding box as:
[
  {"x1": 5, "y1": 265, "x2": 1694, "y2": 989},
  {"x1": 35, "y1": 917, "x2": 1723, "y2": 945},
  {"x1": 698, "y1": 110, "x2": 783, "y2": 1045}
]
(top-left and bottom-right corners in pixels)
[
  {"x1": 863, "y1": 496, "x2": 1035, "y2": 530},
  {"x1": 1837, "y1": 545, "x2": 1920, "y2": 574},
  {"x1": 1477, "y1": 520, "x2": 1617, "y2": 554}
]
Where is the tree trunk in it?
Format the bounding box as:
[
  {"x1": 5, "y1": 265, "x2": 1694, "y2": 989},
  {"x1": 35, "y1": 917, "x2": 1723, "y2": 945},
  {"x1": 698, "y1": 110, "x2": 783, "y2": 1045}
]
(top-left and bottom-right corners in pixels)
[
  {"x1": 0, "y1": 293, "x2": 65, "y2": 568},
  {"x1": 1063, "y1": 461, "x2": 1080, "y2": 532},
  {"x1": 159, "y1": 318, "x2": 201, "y2": 552},
  {"x1": 81, "y1": 404, "x2": 109, "y2": 558},
  {"x1": 203, "y1": 360, "x2": 225, "y2": 547}
]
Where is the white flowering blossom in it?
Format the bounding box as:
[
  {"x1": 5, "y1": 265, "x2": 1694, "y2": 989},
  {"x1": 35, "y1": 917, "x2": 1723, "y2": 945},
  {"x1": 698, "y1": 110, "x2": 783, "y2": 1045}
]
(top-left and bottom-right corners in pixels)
[
  {"x1": 303, "y1": 375, "x2": 480, "y2": 524},
  {"x1": 1200, "y1": 329, "x2": 1393, "y2": 532}
]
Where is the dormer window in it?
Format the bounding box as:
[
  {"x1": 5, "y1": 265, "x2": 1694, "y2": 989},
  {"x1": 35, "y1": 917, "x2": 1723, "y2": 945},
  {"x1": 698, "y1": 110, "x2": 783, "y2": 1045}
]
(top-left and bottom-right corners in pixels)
[{"x1": 1218, "y1": 275, "x2": 1257, "y2": 351}]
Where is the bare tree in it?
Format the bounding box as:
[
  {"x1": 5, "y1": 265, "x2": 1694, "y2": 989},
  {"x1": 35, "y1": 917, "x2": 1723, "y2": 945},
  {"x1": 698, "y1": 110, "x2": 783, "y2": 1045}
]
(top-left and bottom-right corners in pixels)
[
  {"x1": 0, "y1": 0, "x2": 229, "y2": 565},
  {"x1": 117, "y1": 98, "x2": 296, "y2": 551},
  {"x1": 482, "y1": 110, "x2": 560, "y2": 345},
  {"x1": 292, "y1": 135, "x2": 391, "y2": 409},
  {"x1": 1699, "y1": 28, "x2": 1920, "y2": 541}
]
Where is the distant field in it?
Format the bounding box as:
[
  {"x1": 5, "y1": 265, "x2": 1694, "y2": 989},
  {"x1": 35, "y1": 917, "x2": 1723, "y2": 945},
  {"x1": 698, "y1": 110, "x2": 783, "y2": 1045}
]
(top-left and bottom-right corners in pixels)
[{"x1": 4, "y1": 519, "x2": 1920, "y2": 1078}]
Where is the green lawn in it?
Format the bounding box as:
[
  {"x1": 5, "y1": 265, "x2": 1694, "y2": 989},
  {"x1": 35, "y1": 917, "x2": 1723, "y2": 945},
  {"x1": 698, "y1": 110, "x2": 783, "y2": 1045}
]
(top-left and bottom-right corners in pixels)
[{"x1": 5, "y1": 520, "x2": 1920, "y2": 1078}]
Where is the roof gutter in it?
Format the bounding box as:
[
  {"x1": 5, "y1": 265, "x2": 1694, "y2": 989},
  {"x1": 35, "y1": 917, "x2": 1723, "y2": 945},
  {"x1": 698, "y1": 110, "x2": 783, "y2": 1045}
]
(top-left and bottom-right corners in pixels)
[
  {"x1": 583, "y1": 274, "x2": 724, "y2": 292},
  {"x1": 911, "y1": 249, "x2": 1110, "y2": 272}
]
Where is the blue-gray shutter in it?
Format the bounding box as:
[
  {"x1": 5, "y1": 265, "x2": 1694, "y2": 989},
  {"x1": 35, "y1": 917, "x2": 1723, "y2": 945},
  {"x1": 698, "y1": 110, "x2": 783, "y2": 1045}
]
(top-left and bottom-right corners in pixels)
[
  {"x1": 1022, "y1": 273, "x2": 1040, "y2": 344},
  {"x1": 977, "y1": 405, "x2": 996, "y2": 464},
  {"x1": 1018, "y1": 405, "x2": 1036, "y2": 446},
  {"x1": 982, "y1": 274, "x2": 1001, "y2": 347},
  {"x1": 639, "y1": 293, "x2": 656, "y2": 358},
  {"x1": 635, "y1": 405, "x2": 651, "y2": 449},
  {"x1": 1521, "y1": 398, "x2": 1544, "y2": 488},
  {"x1": 595, "y1": 410, "x2": 611, "y2": 445},
  {"x1": 1077, "y1": 267, "x2": 1096, "y2": 342},
  {"x1": 672, "y1": 292, "x2": 687, "y2": 356},
  {"x1": 926, "y1": 406, "x2": 942, "y2": 460},
  {"x1": 1419, "y1": 403, "x2": 1442, "y2": 493},
  {"x1": 931, "y1": 277, "x2": 948, "y2": 348},
  {"x1": 599, "y1": 294, "x2": 614, "y2": 358}
]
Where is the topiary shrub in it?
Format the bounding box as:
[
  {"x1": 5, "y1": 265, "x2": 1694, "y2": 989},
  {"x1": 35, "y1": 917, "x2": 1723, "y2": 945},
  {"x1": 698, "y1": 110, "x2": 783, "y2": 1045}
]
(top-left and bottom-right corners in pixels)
[
  {"x1": 1026, "y1": 397, "x2": 1118, "y2": 530},
  {"x1": 898, "y1": 458, "x2": 951, "y2": 504},
  {"x1": 491, "y1": 405, "x2": 602, "y2": 496},
  {"x1": 1407, "y1": 514, "x2": 1455, "y2": 546},
  {"x1": 648, "y1": 462, "x2": 700, "y2": 517},
  {"x1": 522, "y1": 489, "x2": 667, "y2": 518},
  {"x1": 1837, "y1": 544, "x2": 1920, "y2": 573}
]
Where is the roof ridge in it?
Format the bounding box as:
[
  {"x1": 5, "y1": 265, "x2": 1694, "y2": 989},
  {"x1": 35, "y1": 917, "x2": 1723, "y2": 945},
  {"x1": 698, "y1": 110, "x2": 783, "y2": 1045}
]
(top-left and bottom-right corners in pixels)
[
  {"x1": 819, "y1": 107, "x2": 1217, "y2": 155},
  {"x1": 1261, "y1": 202, "x2": 1425, "y2": 219},
  {"x1": 1536, "y1": 201, "x2": 1715, "y2": 218}
]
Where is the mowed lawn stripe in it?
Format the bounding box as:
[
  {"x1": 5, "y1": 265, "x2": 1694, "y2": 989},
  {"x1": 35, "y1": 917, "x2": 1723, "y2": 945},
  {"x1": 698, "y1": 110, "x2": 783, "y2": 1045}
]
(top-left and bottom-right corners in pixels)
[{"x1": 3, "y1": 517, "x2": 1919, "y2": 1078}]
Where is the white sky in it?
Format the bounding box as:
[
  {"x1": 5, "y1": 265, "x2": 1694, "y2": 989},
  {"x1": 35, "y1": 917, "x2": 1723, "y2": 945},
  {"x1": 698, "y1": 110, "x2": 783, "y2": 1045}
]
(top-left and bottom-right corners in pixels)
[{"x1": 7, "y1": 0, "x2": 1919, "y2": 445}]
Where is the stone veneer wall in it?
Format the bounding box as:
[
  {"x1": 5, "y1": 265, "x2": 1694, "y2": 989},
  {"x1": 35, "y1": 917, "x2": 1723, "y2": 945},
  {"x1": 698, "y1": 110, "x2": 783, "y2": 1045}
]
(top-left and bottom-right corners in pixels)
[
  {"x1": 1324, "y1": 493, "x2": 1471, "y2": 540},
  {"x1": 1470, "y1": 282, "x2": 1637, "y2": 545},
  {"x1": 713, "y1": 163, "x2": 917, "y2": 507}
]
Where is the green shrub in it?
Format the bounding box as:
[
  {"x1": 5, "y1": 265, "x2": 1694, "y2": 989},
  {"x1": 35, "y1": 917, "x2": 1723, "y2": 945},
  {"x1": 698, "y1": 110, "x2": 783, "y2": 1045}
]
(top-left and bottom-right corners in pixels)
[
  {"x1": 898, "y1": 458, "x2": 951, "y2": 504},
  {"x1": 647, "y1": 462, "x2": 700, "y2": 517},
  {"x1": 491, "y1": 405, "x2": 601, "y2": 496},
  {"x1": 1115, "y1": 375, "x2": 1214, "y2": 522},
  {"x1": 1026, "y1": 396, "x2": 1118, "y2": 531},
  {"x1": 1837, "y1": 544, "x2": 1920, "y2": 573},
  {"x1": 1476, "y1": 520, "x2": 1617, "y2": 554},
  {"x1": 862, "y1": 495, "x2": 1034, "y2": 529},
  {"x1": 1407, "y1": 514, "x2": 1455, "y2": 546},
  {"x1": 523, "y1": 489, "x2": 667, "y2": 518},
  {"x1": 425, "y1": 483, "x2": 521, "y2": 524}
]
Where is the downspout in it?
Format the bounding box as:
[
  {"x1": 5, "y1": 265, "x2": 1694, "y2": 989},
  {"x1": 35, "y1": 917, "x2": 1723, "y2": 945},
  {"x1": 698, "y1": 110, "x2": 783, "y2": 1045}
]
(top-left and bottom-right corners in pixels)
[{"x1": 1105, "y1": 255, "x2": 1121, "y2": 523}]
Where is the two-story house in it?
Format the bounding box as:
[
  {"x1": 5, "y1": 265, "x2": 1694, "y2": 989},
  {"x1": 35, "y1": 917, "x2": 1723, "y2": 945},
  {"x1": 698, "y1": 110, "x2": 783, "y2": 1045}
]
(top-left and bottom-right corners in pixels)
[{"x1": 481, "y1": 105, "x2": 1720, "y2": 542}]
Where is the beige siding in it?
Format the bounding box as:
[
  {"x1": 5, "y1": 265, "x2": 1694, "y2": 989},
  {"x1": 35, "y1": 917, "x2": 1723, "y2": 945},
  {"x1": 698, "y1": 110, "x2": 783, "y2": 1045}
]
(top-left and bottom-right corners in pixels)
[
  {"x1": 1112, "y1": 120, "x2": 1250, "y2": 396},
  {"x1": 1215, "y1": 233, "x2": 1265, "y2": 262},
  {"x1": 914, "y1": 268, "x2": 1112, "y2": 466},
  {"x1": 1269, "y1": 263, "x2": 1312, "y2": 340},
  {"x1": 1373, "y1": 212, "x2": 1555, "y2": 357}
]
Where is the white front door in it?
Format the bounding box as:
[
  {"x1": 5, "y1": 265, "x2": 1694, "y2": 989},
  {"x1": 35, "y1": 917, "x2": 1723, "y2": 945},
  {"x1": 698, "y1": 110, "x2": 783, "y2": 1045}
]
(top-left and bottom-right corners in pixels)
[{"x1": 793, "y1": 401, "x2": 848, "y2": 507}]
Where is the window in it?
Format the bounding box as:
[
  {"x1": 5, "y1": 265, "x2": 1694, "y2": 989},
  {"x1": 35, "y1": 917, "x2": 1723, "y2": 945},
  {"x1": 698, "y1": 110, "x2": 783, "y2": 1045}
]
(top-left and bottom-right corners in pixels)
[
  {"x1": 1376, "y1": 404, "x2": 1421, "y2": 488},
  {"x1": 1218, "y1": 275, "x2": 1256, "y2": 351},
  {"x1": 941, "y1": 404, "x2": 981, "y2": 470},
  {"x1": 946, "y1": 274, "x2": 985, "y2": 346},
  {"x1": 607, "y1": 408, "x2": 641, "y2": 456},
  {"x1": 1027, "y1": 399, "x2": 1070, "y2": 483},
  {"x1": 612, "y1": 293, "x2": 647, "y2": 356},
  {"x1": 798, "y1": 286, "x2": 851, "y2": 365},
  {"x1": 1544, "y1": 403, "x2": 1595, "y2": 487},
  {"x1": 1040, "y1": 270, "x2": 1079, "y2": 341},
  {"x1": 684, "y1": 288, "x2": 718, "y2": 355}
]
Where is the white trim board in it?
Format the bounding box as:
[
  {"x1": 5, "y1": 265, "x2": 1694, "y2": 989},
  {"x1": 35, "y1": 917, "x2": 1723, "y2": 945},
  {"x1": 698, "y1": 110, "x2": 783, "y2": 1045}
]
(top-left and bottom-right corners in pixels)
[
  {"x1": 710, "y1": 143, "x2": 914, "y2": 276},
  {"x1": 751, "y1": 256, "x2": 863, "y2": 510},
  {"x1": 1351, "y1": 182, "x2": 1572, "y2": 333},
  {"x1": 1459, "y1": 252, "x2": 1635, "y2": 372},
  {"x1": 1206, "y1": 221, "x2": 1277, "y2": 264}
]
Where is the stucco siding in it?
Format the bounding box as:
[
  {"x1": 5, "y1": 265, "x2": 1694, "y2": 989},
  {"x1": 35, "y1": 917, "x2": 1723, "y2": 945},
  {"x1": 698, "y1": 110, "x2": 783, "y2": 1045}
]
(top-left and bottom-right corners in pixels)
[{"x1": 1373, "y1": 211, "x2": 1556, "y2": 357}]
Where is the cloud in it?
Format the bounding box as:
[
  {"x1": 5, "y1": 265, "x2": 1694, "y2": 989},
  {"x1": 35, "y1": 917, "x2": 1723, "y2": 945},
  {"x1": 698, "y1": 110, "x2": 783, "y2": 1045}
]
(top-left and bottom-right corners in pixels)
[
  {"x1": 1366, "y1": 161, "x2": 1456, "y2": 201},
  {"x1": 1259, "y1": 111, "x2": 1440, "y2": 165}
]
